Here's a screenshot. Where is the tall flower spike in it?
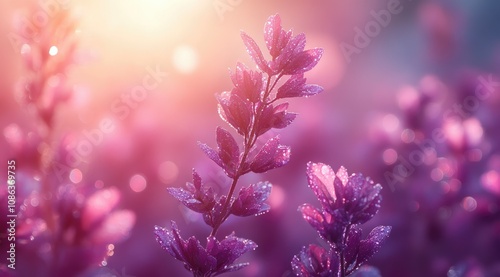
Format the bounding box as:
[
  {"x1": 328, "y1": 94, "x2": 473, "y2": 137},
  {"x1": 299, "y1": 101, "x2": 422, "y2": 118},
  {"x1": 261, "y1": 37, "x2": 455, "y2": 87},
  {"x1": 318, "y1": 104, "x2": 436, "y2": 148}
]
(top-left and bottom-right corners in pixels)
[
  {"x1": 157, "y1": 14, "x2": 324, "y2": 276},
  {"x1": 305, "y1": 162, "x2": 382, "y2": 226},
  {"x1": 295, "y1": 162, "x2": 391, "y2": 276}
]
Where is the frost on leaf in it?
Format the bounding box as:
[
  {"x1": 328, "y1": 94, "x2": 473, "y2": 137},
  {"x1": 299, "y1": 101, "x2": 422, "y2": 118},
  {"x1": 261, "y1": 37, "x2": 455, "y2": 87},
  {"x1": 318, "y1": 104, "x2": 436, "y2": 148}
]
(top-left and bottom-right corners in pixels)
[
  {"x1": 154, "y1": 221, "x2": 257, "y2": 276},
  {"x1": 257, "y1": 103, "x2": 297, "y2": 136},
  {"x1": 357, "y1": 226, "x2": 392, "y2": 267},
  {"x1": 231, "y1": 182, "x2": 272, "y2": 217},
  {"x1": 250, "y1": 136, "x2": 290, "y2": 173},
  {"x1": 217, "y1": 91, "x2": 252, "y2": 137},
  {"x1": 241, "y1": 31, "x2": 271, "y2": 74},
  {"x1": 264, "y1": 14, "x2": 292, "y2": 59},
  {"x1": 167, "y1": 170, "x2": 215, "y2": 214},
  {"x1": 199, "y1": 127, "x2": 241, "y2": 178},
  {"x1": 230, "y1": 62, "x2": 263, "y2": 103},
  {"x1": 306, "y1": 162, "x2": 383, "y2": 225},
  {"x1": 276, "y1": 74, "x2": 323, "y2": 99}
]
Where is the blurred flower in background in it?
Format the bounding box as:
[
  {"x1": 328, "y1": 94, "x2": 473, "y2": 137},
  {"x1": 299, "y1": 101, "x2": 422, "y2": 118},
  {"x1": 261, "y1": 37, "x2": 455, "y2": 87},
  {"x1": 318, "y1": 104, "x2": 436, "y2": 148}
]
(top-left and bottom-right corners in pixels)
[{"x1": 1, "y1": 0, "x2": 500, "y2": 276}]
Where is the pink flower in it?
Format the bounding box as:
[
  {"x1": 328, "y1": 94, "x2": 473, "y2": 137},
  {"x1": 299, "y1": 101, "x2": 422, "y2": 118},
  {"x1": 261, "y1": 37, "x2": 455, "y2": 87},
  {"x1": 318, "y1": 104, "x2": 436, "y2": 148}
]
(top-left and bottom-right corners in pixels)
[{"x1": 241, "y1": 14, "x2": 323, "y2": 76}]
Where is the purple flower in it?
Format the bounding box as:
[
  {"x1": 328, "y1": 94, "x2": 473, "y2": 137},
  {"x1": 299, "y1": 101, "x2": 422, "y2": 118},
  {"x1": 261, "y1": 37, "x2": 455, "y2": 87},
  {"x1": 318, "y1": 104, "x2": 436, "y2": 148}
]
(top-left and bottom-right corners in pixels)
[
  {"x1": 305, "y1": 162, "x2": 382, "y2": 226},
  {"x1": 155, "y1": 221, "x2": 257, "y2": 277},
  {"x1": 241, "y1": 14, "x2": 323, "y2": 76},
  {"x1": 292, "y1": 244, "x2": 339, "y2": 277},
  {"x1": 295, "y1": 162, "x2": 391, "y2": 276}
]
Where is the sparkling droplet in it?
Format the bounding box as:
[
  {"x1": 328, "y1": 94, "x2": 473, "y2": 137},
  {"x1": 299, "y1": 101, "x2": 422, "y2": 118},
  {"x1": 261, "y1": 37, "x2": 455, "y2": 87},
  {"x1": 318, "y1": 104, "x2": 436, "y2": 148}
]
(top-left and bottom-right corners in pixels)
[
  {"x1": 49, "y1": 46, "x2": 58, "y2": 56},
  {"x1": 321, "y1": 165, "x2": 329, "y2": 175}
]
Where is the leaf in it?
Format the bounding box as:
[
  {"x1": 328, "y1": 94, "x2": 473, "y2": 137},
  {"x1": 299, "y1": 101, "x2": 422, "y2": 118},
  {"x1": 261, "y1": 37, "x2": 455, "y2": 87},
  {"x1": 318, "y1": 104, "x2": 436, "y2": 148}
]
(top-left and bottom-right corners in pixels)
[
  {"x1": 241, "y1": 31, "x2": 271, "y2": 74},
  {"x1": 283, "y1": 48, "x2": 324, "y2": 75},
  {"x1": 167, "y1": 170, "x2": 216, "y2": 213},
  {"x1": 216, "y1": 127, "x2": 240, "y2": 176},
  {"x1": 231, "y1": 182, "x2": 272, "y2": 217},
  {"x1": 250, "y1": 136, "x2": 290, "y2": 173},
  {"x1": 357, "y1": 226, "x2": 392, "y2": 267},
  {"x1": 277, "y1": 74, "x2": 323, "y2": 99}
]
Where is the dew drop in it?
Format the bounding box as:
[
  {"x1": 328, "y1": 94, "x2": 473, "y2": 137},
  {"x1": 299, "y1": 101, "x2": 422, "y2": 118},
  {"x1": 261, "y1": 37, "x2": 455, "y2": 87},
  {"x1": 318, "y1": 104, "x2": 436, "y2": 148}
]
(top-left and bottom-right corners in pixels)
[
  {"x1": 49, "y1": 46, "x2": 58, "y2": 56},
  {"x1": 321, "y1": 165, "x2": 329, "y2": 175}
]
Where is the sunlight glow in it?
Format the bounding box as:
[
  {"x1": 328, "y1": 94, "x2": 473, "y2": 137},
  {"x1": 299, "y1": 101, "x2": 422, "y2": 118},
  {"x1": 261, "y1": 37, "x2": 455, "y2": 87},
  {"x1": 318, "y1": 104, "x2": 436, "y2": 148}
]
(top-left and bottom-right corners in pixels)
[{"x1": 173, "y1": 45, "x2": 199, "y2": 74}]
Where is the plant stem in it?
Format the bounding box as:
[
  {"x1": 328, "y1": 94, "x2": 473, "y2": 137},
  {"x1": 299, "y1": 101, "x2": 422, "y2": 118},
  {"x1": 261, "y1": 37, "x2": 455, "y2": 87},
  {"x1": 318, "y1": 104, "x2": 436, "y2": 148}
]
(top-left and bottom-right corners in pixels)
[
  {"x1": 210, "y1": 73, "x2": 282, "y2": 237},
  {"x1": 340, "y1": 224, "x2": 352, "y2": 277}
]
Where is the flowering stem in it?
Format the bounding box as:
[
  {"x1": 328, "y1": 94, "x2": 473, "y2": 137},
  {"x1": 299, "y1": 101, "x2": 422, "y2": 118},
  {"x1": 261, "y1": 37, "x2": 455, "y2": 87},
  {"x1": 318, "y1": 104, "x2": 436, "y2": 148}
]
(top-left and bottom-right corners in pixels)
[{"x1": 210, "y1": 73, "x2": 282, "y2": 237}]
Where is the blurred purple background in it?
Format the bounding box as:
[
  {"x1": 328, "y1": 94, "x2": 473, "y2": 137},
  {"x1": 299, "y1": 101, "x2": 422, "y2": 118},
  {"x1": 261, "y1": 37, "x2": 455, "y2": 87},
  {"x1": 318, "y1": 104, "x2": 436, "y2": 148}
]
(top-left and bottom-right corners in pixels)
[{"x1": 1, "y1": 0, "x2": 500, "y2": 276}]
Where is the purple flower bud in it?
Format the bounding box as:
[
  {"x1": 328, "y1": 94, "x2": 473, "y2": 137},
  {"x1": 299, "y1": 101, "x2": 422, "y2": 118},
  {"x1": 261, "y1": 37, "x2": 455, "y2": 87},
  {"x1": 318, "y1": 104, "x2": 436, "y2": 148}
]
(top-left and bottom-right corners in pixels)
[
  {"x1": 298, "y1": 204, "x2": 344, "y2": 247},
  {"x1": 231, "y1": 182, "x2": 272, "y2": 217},
  {"x1": 154, "y1": 221, "x2": 257, "y2": 276},
  {"x1": 306, "y1": 162, "x2": 383, "y2": 225},
  {"x1": 291, "y1": 244, "x2": 339, "y2": 277}
]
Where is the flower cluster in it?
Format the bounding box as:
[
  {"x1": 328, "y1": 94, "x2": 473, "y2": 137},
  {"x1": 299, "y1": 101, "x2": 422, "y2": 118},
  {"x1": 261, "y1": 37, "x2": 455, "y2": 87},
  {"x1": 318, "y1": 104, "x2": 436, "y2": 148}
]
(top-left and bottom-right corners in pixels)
[
  {"x1": 293, "y1": 162, "x2": 391, "y2": 277},
  {"x1": 155, "y1": 14, "x2": 323, "y2": 276}
]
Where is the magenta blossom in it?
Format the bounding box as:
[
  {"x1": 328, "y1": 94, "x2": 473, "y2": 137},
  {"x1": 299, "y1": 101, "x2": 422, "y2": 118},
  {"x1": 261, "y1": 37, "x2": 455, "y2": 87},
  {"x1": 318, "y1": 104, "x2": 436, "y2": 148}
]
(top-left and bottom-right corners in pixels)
[
  {"x1": 303, "y1": 163, "x2": 382, "y2": 227},
  {"x1": 241, "y1": 14, "x2": 323, "y2": 76},
  {"x1": 295, "y1": 162, "x2": 391, "y2": 276},
  {"x1": 155, "y1": 221, "x2": 256, "y2": 277}
]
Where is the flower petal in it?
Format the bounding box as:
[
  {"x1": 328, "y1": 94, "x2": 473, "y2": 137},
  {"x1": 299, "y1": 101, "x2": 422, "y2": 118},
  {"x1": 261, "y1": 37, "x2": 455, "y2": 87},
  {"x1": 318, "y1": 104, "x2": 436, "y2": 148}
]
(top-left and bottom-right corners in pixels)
[{"x1": 306, "y1": 162, "x2": 337, "y2": 210}]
